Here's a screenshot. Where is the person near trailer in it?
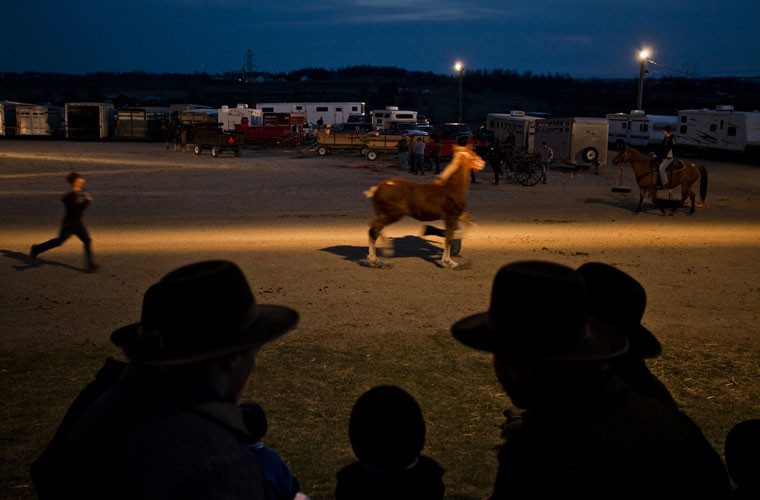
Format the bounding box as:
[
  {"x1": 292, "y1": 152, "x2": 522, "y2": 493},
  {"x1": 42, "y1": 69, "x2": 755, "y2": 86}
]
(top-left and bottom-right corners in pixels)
[
  {"x1": 539, "y1": 141, "x2": 553, "y2": 184},
  {"x1": 432, "y1": 138, "x2": 443, "y2": 174},
  {"x1": 653, "y1": 125, "x2": 676, "y2": 189},
  {"x1": 30, "y1": 172, "x2": 100, "y2": 272},
  {"x1": 450, "y1": 260, "x2": 731, "y2": 499},
  {"x1": 414, "y1": 137, "x2": 426, "y2": 175}
]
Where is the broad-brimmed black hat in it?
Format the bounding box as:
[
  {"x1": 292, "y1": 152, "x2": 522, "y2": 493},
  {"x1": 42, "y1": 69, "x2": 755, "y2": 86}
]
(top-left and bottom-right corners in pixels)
[
  {"x1": 577, "y1": 262, "x2": 662, "y2": 359},
  {"x1": 451, "y1": 261, "x2": 628, "y2": 361},
  {"x1": 111, "y1": 260, "x2": 299, "y2": 365}
]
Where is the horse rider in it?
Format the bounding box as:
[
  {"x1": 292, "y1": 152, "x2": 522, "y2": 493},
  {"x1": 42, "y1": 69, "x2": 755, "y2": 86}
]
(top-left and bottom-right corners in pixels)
[{"x1": 652, "y1": 125, "x2": 676, "y2": 189}]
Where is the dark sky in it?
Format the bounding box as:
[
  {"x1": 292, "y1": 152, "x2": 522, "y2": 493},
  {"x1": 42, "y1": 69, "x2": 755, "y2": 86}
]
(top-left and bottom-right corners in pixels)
[{"x1": 3, "y1": 0, "x2": 760, "y2": 78}]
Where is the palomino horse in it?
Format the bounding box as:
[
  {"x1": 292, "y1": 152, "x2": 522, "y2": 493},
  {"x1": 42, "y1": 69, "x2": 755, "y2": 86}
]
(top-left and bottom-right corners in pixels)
[
  {"x1": 364, "y1": 146, "x2": 485, "y2": 268},
  {"x1": 612, "y1": 144, "x2": 708, "y2": 215}
]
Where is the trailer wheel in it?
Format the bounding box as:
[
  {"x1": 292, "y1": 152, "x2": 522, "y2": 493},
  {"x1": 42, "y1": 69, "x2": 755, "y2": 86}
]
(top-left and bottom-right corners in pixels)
[
  {"x1": 361, "y1": 148, "x2": 369, "y2": 156},
  {"x1": 317, "y1": 146, "x2": 328, "y2": 156},
  {"x1": 211, "y1": 146, "x2": 220, "y2": 158},
  {"x1": 582, "y1": 147, "x2": 598, "y2": 162},
  {"x1": 367, "y1": 151, "x2": 378, "y2": 161},
  {"x1": 193, "y1": 145, "x2": 202, "y2": 155}
]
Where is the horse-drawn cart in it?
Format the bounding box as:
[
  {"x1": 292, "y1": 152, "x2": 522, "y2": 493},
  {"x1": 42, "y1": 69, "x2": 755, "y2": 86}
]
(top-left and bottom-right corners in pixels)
[
  {"x1": 192, "y1": 125, "x2": 242, "y2": 157},
  {"x1": 315, "y1": 129, "x2": 369, "y2": 156}
]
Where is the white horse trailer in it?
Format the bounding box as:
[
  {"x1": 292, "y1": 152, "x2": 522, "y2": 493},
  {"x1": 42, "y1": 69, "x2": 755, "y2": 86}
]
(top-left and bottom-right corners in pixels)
[
  {"x1": 485, "y1": 111, "x2": 545, "y2": 152},
  {"x1": 677, "y1": 105, "x2": 760, "y2": 153},
  {"x1": 607, "y1": 110, "x2": 677, "y2": 148},
  {"x1": 255, "y1": 102, "x2": 365, "y2": 126},
  {"x1": 534, "y1": 117, "x2": 609, "y2": 167}
]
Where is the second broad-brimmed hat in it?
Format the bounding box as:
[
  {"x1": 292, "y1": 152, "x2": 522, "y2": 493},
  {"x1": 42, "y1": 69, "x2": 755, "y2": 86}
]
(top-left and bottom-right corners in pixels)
[
  {"x1": 111, "y1": 260, "x2": 299, "y2": 365},
  {"x1": 451, "y1": 261, "x2": 628, "y2": 361},
  {"x1": 577, "y1": 262, "x2": 662, "y2": 359}
]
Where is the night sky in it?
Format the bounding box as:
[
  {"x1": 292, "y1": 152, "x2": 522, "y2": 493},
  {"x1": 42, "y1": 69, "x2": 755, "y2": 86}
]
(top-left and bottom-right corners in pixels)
[{"x1": 3, "y1": 0, "x2": 759, "y2": 78}]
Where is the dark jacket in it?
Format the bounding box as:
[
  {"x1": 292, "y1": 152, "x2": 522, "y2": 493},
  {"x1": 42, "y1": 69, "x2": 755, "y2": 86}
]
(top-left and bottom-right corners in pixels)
[
  {"x1": 491, "y1": 373, "x2": 730, "y2": 499},
  {"x1": 47, "y1": 365, "x2": 266, "y2": 499}
]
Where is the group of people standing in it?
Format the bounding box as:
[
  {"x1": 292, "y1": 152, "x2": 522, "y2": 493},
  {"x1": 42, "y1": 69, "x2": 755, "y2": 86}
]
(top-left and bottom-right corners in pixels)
[{"x1": 28, "y1": 254, "x2": 756, "y2": 499}]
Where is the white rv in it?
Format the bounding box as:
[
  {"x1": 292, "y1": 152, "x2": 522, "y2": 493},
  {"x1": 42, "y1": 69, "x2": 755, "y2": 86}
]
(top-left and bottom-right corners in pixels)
[
  {"x1": 371, "y1": 106, "x2": 418, "y2": 132},
  {"x1": 255, "y1": 102, "x2": 365, "y2": 126},
  {"x1": 676, "y1": 105, "x2": 760, "y2": 153},
  {"x1": 534, "y1": 117, "x2": 609, "y2": 167},
  {"x1": 218, "y1": 104, "x2": 262, "y2": 131},
  {"x1": 607, "y1": 110, "x2": 677, "y2": 148},
  {"x1": 485, "y1": 111, "x2": 545, "y2": 152}
]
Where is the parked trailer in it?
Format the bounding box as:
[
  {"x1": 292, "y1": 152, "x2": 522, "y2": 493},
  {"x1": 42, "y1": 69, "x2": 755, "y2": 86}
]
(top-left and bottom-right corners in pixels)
[
  {"x1": 315, "y1": 128, "x2": 369, "y2": 156},
  {"x1": 116, "y1": 107, "x2": 169, "y2": 141},
  {"x1": 255, "y1": 102, "x2": 365, "y2": 126},
  {"x1": 65, "y1": 102, "x2": 115, "y2": 139},
  {"x1": 192, "y1": 124, "x2": 241, "y2": 157},
  {"x1": 534, "y1": 117, "x2": 608, "y2": 168},
  {"x1": 607, "y1": 110, "x2": 677, "y2": 148},
  {"x1": 485, "y1": 111, "x2": 545, "y2": 152},
  {"x1": 365, "y1": 131, "x2": 429, "y2": 161},
  {"x1": 676, "y1": 105, "x2": 760, "y2": 153},
  {"x1": 236, "y1": 112, "x2": 305, "y2": 147},
  {"x1": 1, "y1": 101, "x2": 64, "y2": 137},
  {"x1": 218, "y1": 104, "x2": 262, "y2": 132}
]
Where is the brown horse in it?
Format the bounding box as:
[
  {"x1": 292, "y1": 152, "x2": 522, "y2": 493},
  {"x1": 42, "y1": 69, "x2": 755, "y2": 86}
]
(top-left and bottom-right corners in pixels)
[
  {"x1": 612, "y1": 144, "x2": 708, "y2": 215},
  {"x1": 364, "y1": 146, "x2": 485, "y2": 268}
]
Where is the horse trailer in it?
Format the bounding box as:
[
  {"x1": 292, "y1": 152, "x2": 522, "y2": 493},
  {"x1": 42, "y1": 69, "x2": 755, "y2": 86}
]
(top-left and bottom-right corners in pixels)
[
  {"x1": 65, "y1": 102, "x2": 115, "y2": 139},
  {"x1": 676, "y1": 105, "x2": 760, "y2": 153},
  {"x1": 485, "y1": 111, "x2": 545, "y2": 153},
  {"x1": 255, "y1": 102, "x2": 365, "y2": 127},
  {"x1": 116, "y1": 107, "x2": 169, "y2": 141},
  {"x1": 534, "y1": 117, "x2": 609, "y2": 167},
  {"x1": 607, "y1": 110, "x2": 677, "y2": 148}
]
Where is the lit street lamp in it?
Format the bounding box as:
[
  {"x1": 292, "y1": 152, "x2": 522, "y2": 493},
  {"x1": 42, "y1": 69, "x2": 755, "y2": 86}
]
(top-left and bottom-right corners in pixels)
[
  {"x1": 637, "y1": 49, "x2": 649, "y2": 111},
  {"x1": 454, "y1": 61, "x2": 463, "y2": 122}
]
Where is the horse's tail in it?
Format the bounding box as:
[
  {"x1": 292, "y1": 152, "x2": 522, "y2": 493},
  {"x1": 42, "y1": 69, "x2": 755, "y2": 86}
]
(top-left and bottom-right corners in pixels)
[
  {"x1": 363, "y1": 185, "x2": 378, "y2": 198},
  {"x1": 698, "y1": 164, "x2": 708, "y2": 203}
]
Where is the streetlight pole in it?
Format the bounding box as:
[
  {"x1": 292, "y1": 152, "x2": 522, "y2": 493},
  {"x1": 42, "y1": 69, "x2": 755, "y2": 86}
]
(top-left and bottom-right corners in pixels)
[
  {"x1": 454, "y1": 61, "x2": 463, "y2": 122},
  {"x1": 637, "y1": 50, "x2": 649, "y2": 111}
]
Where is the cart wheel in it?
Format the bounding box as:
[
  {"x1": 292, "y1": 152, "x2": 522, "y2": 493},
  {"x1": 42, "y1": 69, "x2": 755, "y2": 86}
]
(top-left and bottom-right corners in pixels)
[
  {"x1": 361, "y1": 148, "x2": 369, "y2": 156},
  {"x1": 514, "y1": 158, "x2": 543, "y2": 186},
  {"x1": 193, "y1": 145, "x2": 202, "y2": 155},
  {"x1": 317, "y1": 146, "x2": 328, "y2": 156},
  {"x1": 211, "y1": 146, "x2": 220, "y2": 158},
  {"x1": 367, "y1": 151, "x2": 378, "y2": 161}
]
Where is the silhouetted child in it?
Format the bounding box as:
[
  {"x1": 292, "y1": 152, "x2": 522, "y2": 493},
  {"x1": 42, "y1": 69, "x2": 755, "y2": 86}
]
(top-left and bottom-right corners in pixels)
[
  {"x1": 239, "y1": 401, "x2": 305, "y2": 500},
  {"x1": 30, "y1": 172, "x2": 99, "y2": 272},
  {"x1": 335, "y1": 385, "x2": 444, "y2": 500},
  {"x1": 725, "y1": 418, "x2": 760, "y2": 499}
]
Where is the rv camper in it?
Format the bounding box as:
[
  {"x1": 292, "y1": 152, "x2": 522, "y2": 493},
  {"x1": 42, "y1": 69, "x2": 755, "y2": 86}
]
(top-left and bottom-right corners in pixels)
[
  {"x1": 116, "y1": 107, "x2": 169, "y2": 141},
  {"x1": 534, "y1": 117, "x2": 609, "y2": 167},
  {"x1": 677, "y1": 105, "x2": 760, "y2": 153},
  {"x1": 65, "y1": 102, "x2": 115, "y2": 139},
  {"x1": 218, "y1": 104, "x2": 262, "y2": 131},
  {"x1": 371, "y1": 106, "x2": 418, "y2": 132},
  {"x1": 485, "y1": 111, "x2": 545, "y2": 152},
  {"x1": 607, "y1": 110, "x2": 677, "y2": 148}
]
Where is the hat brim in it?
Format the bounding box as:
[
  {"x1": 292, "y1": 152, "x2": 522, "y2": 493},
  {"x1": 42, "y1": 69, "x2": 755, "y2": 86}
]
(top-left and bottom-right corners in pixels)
[
  {"x1": 111, "y1": 304, "x2": 298, "y2": 365},
  {"x1": 451, "y1": 312, "x2": 628, "y2": 362},
  {"x1": 623, "y1": 324, "x2": 662, "y2": 359}
]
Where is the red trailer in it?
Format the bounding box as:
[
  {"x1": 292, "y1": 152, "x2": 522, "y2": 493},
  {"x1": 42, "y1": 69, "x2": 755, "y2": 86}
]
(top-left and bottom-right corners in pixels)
[{"x1": 235, "y1": 112, "x2": 306, "y2": 147}]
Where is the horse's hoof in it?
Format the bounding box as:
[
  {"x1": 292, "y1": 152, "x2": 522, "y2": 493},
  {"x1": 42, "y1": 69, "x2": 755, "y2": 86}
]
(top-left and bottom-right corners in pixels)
[
  {"x1": 453, "y1": 259, "x2": 472, "y2": 270},
  {"x1": 436, "y1": 259, "x2": 455, "y2": 269},
  {"x1": 361, "y1": 258, "x2": 392, "y2": 269}
]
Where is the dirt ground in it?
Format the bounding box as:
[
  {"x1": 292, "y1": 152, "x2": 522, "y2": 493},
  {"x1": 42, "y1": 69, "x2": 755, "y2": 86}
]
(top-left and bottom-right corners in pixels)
[{"x1": 1, "y1": 140, "x2": 759, "y2": 497}]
